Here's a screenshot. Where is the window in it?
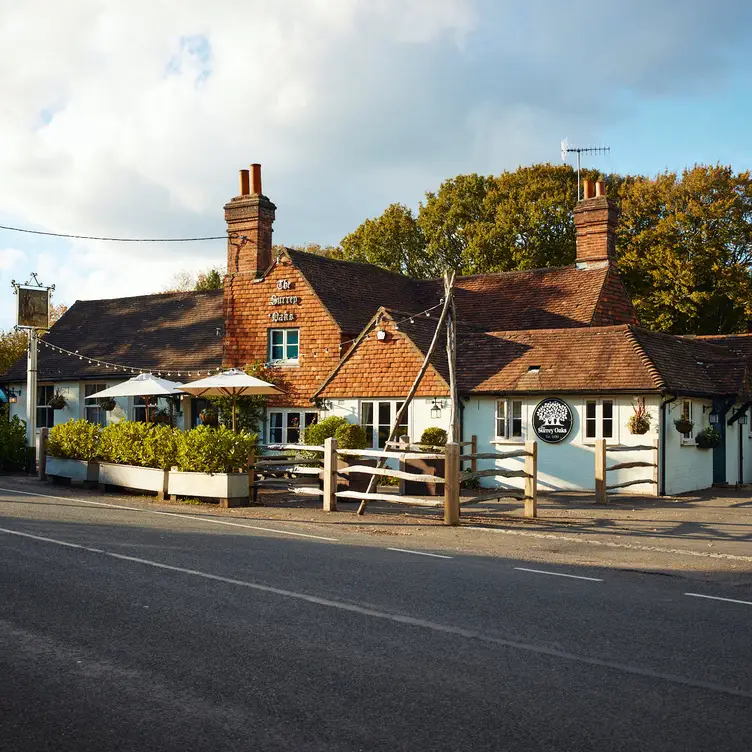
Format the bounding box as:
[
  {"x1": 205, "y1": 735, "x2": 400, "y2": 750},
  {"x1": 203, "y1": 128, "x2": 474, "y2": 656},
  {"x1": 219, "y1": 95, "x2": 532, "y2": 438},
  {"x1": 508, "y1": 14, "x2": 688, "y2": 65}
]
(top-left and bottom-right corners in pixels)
[
  {"x1": 584, "y1": 399, "x2": 615, "y2": 440},
  {"x1": 133, "y1": 396, "x2": 149, "y2": 423},
  {"x1": 268, "y1": 328, "x2": 299, "y2": 364},
  {"x1": 36, "y1": 385, "x2": 54, "y2": 429},
  {"x1": 681, "y1": 400, "x2": 693, "y2": 440},
  {"x1": 495, "y1": 399, "x2": 523, "y2": 440},
  {"x1": 267, "y1": 410, "x2": 317, "y2": 444},
  {"x1": 360, "y1": 401, "x2": 407, "y2": 449},
  {"x1": 84, "y1": 383, "x2": 108, "y2": 426}
]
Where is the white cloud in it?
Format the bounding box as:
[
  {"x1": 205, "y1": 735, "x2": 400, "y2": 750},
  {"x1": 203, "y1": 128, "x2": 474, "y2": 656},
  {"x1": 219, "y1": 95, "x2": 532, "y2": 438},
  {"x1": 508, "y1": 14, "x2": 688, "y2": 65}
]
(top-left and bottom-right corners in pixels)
[{"x1": 0, "y1": 0, "x2": 749, "y2": 329}]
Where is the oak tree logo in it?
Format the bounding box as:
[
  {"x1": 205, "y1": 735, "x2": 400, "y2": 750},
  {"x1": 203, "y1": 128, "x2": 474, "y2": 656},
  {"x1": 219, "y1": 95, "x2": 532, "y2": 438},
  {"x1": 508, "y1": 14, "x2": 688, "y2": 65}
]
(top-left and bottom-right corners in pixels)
[{"x1": 533, "y1": 398, "x2": 573, "y2": 443}]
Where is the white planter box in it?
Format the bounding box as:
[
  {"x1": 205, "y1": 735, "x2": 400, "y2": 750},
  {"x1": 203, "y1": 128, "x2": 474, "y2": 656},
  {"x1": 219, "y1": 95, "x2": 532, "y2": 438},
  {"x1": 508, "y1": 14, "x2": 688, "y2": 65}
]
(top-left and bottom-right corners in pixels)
[
  {"x1": 168, "y1": 470, "x2": 250, "y2": 507},
  {"x1": 46, "y1": 457, "x2": 99, "y2": 484},
  {"x1": 99, "y1": 463, "x2": 169, "y2": 497}
]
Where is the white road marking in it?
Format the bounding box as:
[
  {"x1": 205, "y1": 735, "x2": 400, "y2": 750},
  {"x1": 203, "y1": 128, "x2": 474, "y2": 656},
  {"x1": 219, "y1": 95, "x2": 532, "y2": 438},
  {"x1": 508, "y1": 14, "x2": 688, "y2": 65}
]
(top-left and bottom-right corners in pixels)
[
  {"x1": 514, "y1": 567, "x2": 603, "y2": 582},
  {"x1": 387, "y1": 547, "x2": 453, "y2": 559},
  {"x1": 465, "y1": 525, "x2": 752, "y2": 562},
  {"x1": 0, "y1": 486, "x2": 338, "y2": 542},
  {"x1": 685, "y1": 592, "x2": 752, "y2": 607},
  {"x1": 2, "y1": 524, "x2": 752, "y2": 700}
]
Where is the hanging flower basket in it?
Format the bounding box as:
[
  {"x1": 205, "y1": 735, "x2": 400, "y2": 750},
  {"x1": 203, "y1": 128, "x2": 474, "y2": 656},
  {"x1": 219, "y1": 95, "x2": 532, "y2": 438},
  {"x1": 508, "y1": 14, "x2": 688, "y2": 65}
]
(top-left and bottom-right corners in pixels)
[
  {"x1": 97, "y1": 397, "x2": 117, "y2": 412},
  {"x1": 48, "y1": 391, "x2": 67, "y2": 410},
  {"x1": 695, "y1": 426, "x2": 721, "y2": 449},
  {"x1": 628, "y1": 399, "x2": 651, "y2": 435},
  {"x1": 674, "y1": 417, "x2": 694, "y2": 435}
]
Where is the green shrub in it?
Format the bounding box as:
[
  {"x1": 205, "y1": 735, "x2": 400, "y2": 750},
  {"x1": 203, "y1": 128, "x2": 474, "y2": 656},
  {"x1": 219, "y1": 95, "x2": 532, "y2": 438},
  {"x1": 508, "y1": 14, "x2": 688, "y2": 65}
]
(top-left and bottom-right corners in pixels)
[
  {"x1": 695, "y1": 426, "x2": 721, "y2": 449},
  {"x1": 47, "y1": 419, "x2": 100, "y2": 461},
  {"x1": 303, "y1": 415, "x2": 349, "y2": 446},
  {"x1": 333, "y1": 422, "x2": 368, "y2": 450},
  {"x1": 420, "y1": 427, "x2": 447, "y2": 447},
  {"x1": 176, "y1": 425, "x2": 257, "y2": 474},
  {"x1": 0, "y1": 406, "x2": 27, "y2": 471},
  {"x1": 99, "y1": 421, "x2": 179, "y2": 469}
]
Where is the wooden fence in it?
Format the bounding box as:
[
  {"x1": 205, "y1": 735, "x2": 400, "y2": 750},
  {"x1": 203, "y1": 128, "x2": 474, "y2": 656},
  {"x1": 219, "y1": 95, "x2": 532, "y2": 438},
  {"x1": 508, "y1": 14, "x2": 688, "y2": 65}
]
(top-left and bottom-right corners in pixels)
[
  {"x1": 253, "y1": 437, "x2": 539, "y2": 525},
  {"x1": 594, "y1": 438, "x2": 659, "y2": 504}
]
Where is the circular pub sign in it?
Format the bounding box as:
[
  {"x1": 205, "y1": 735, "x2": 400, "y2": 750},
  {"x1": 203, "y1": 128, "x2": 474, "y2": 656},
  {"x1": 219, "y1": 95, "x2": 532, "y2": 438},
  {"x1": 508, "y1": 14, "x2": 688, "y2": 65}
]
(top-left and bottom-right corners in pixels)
[{"x1": 532, "y1": 398, "x2": 573, "y2": 444}]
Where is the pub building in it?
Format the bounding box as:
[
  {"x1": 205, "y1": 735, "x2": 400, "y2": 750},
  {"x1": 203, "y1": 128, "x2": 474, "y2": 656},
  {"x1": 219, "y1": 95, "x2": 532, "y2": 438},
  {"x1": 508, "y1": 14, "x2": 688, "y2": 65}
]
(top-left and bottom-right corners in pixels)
[{"x1": 3, "y1": 166, "x2": 752, "y2": 496}]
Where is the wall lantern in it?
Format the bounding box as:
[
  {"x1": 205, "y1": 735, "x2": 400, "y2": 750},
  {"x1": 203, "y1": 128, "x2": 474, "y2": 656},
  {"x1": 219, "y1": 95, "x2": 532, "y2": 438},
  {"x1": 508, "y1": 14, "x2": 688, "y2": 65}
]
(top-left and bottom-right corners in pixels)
[
  {"x1": 430, "y1": 398, "x2": 445, "y2": 419},
  {"x1": 6, "y1": 388, "x2": 19, "y2": 404},
  {"x1": 709, "y1": 413, "x2": 720, "y2": 424},
  {"x1": 739, "y1": 414, "x2": 748, "y2": 426},
  {"x1": 376, "y1": 328, "x2": 387, "y2": 341}
]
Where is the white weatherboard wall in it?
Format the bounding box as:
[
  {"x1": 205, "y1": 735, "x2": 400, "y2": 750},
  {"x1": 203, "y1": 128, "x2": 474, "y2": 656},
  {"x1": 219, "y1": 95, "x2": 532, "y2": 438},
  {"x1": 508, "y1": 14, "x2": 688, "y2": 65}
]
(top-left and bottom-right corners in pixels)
[
  {"x1": 325, "y1": 397, "x2": 451, "y2": 443},
  {"x1": 463, "y1": 395, "x2": 663, "y2": 494},
  {"x1": 662, "y1": 398, "x2": 714, "y2": 495}
]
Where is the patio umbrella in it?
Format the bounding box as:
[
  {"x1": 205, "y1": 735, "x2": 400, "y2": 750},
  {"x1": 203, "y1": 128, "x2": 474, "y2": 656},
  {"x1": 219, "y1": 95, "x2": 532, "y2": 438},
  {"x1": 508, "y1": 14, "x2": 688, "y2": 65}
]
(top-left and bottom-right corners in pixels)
[
  {"x1": 85, "y1": 372, "x2": 185, "y2": 424},
  {"x1": 180, "y1": 369, "x2": 282, "y2": 431}
]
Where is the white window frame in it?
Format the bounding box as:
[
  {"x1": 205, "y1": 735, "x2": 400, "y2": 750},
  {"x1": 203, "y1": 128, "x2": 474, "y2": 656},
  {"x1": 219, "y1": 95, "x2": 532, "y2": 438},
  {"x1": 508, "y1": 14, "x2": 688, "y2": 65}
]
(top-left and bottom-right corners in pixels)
[
  {"x1": 582, "y1": 399, "x2": 617, "y2": 443},
  {"x1": 268, "y1": 328, "x2": 300, "y2": 365},
  {"x1": 680, "y1": 400, "x2": 694, "y2": 443},
  {"x1": 359, "y1": 400, "x2": 409, "y2": 449},
  {"x1": 495, "y1": 398, "x2": 524, "y2": 442},
  {"x1": 267, "y1": 409, "x2": 318, "y2": 445},
  {"x1": 84, "y1": 383, "x2": 108, "y2": 426},
  {"x1": 36, "y1": 384, "x2": 55, "y2": 429}
]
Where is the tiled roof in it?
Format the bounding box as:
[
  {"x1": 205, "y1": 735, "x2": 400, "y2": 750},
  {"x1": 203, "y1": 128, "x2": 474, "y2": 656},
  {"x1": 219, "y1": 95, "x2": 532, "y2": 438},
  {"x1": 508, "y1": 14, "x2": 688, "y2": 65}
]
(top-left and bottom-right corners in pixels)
[
  {"x1": 449, "y1": 265, "x2": 613, "y2": 330},
  {"x1": 286, "y1": 249, "x2": 624, "y2": 334},
  {"x1": 285, "y1": 249, "x2": 433, "y2": 336},
  {"x1": 631, "y1": 329, "x2": 750, "y2": 399},
  {"x1": 456, "y1": 325, "x2": 661, "y2": 394},
  {"x1": 2, "y1": 290, "x2": 224, "y2": 382}
]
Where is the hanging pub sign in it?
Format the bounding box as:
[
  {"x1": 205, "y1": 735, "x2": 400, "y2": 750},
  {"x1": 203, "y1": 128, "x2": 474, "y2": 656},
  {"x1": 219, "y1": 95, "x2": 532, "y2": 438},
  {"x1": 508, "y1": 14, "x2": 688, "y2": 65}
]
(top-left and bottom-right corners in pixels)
[
  {"x1": 15, "y1": 285, "x2": 51, "y2": 329},
  {"x1": 533, "y1": 398, "x2": 573, "y2": 444}
]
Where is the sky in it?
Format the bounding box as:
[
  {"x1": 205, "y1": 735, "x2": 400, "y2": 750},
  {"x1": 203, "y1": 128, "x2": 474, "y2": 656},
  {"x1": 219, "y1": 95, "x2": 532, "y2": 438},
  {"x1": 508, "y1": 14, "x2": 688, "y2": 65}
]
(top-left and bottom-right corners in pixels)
[{"x1": 1, "y1": 0, "x2": 751, "y2": 329}]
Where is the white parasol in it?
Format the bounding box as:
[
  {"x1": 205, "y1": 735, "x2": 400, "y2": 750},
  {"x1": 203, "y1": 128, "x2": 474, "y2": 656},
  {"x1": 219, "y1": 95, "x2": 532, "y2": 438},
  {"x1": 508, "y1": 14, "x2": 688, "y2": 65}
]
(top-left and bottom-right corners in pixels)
[
  {"x1": 180, "y1": 368, "x2": 282, "y2": 431},
  {"x1": 85, "y1": 372, "x2": 185, "y2": 423}
]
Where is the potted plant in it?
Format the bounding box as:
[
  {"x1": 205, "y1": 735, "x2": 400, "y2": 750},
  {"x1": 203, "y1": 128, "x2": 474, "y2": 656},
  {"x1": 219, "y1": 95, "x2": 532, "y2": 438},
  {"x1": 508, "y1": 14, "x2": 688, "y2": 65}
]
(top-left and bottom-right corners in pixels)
[
  {"x1": 168, "y1": 425, "x2": 256, "y2": 507},
  {"x1": 97, "y1": 397, "x2": 117, "y2": 412},
  {"x1": 628, "y1": 399, "x2": 651, "y2": 435},
  {"x1": 674, "y1": 416, "x2": 694, "y2": 435},
  {"x1": 48, "y1": 390, "x2": 67, "y2": 410},
  {"x1": 97, "y1": 421, "x2": 178, "y2": 499},
  {"x1": 403, "y1": 427, "x2": 447, "y2": 497},
  {"x1": 46, "y1": 419, "x2": 100, "y2": 485},
  {"x1": 695, "y1": 426, "x2": 721, "y2": 449}
]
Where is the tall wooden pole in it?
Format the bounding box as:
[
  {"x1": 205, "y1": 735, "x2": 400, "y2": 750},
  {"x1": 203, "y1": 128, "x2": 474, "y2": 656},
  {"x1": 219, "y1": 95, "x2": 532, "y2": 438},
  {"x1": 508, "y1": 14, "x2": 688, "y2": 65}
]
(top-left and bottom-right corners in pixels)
[
  {"x1": 356, "y1": 271, "x2": 456, "y2": 515},
  {"x1": 26, "y1": 329, "x2": 38, "y2": 460},
  {"x1": 445, "y1": 274, "x2": 459, "y2": 444}
]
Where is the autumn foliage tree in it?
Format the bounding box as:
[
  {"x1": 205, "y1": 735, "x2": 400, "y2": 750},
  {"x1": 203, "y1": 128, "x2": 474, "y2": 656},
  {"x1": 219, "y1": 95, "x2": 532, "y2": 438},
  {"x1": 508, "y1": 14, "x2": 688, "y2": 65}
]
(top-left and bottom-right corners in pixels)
[{"x1": 337, "y1": 163, "x2": 752, "y2": 334}]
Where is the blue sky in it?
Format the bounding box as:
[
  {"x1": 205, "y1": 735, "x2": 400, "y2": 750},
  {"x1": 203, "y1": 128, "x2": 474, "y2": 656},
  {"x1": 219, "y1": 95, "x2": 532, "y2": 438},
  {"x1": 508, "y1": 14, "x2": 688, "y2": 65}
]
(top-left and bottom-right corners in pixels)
[{"x1": 1, "y1": 0, "x2": 751, "y2": 330}]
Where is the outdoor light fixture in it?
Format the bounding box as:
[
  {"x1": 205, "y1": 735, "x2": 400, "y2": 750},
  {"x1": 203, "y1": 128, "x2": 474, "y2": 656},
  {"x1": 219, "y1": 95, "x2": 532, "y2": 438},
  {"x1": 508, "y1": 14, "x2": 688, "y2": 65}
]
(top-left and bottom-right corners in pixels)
[
  {"x1": 6, "y1": 388, "x2": 19, "y2": 404},
  {"x1": 739, "y1": 415, "x2": 748, "y2": 426},
  {"x1": 430, "y1": 398, "x2": 446, "y2": 419},
  {"x1": 709, "y1": 413, "x2": 720, "y2": 424},
  {"x1": 376, "y1": 328, "x2": 387, "y2": 341}
]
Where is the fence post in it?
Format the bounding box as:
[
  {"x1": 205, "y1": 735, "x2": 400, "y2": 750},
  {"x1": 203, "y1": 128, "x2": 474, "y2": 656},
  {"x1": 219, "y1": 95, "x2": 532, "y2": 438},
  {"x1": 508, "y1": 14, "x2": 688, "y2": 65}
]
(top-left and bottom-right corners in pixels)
[
  {"x1": 444, "y1": 442, "x2": 460, "y2": 526},
  {"x1": 323, "y1": 436, "x2": 338, "y2": 512},
  {"x1": 38, "y1": 427, "x2": 48, "y2": 481},
  {"x1": 471, "y1": 435, "x2": 478, "y2": 475},
  {"x1": 652, "y1": 438, "x2": 659, "y2": 497},
  {"x1": 595, "y1": 438, "x2": 607, "y2": 504},
  {"x1": 524, "y1": 440, "x2": 537, "y2": 518}
]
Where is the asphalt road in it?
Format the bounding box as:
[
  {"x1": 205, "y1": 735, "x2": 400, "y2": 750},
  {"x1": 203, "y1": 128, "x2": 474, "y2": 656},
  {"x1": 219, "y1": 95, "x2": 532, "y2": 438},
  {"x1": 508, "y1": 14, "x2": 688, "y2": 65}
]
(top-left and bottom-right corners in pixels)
[{"x1": 1, "y1": 484, "x2": 751, "y2": 751}]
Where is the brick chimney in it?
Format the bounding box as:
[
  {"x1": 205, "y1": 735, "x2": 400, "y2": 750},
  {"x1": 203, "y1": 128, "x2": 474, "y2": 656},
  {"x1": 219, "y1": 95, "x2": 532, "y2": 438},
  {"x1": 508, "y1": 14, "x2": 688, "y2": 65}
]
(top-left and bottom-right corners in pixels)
[
  {"x1": 573, "y1": 178, "x2": 618, "y2": 269},
  {"x1": 224, "y1": 163, "x2": 276, "y2": 279}
]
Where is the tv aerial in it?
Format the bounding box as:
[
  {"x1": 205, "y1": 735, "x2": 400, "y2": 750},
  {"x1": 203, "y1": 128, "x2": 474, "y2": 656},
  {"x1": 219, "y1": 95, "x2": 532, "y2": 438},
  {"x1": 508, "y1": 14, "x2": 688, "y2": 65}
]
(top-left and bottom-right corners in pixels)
[{"x1": 561, "y1": 138, "x2": 610, "y2": 200}]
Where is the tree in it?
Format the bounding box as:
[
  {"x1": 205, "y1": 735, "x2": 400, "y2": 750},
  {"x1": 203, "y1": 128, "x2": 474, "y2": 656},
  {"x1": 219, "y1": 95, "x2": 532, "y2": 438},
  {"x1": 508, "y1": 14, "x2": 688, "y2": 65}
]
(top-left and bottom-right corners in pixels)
[
  {"x1": 164, "y1": 267, "x2": 223, "y2": 293},
  {"x1": 616, "y1": 165, "x2": 752, "y2": 334},
  {"x1": 338, "y1": 204, "x2": 430, "y2": 277},
  {"x1": 0, "y1": 329, "x2": 27, "y2": 377}
]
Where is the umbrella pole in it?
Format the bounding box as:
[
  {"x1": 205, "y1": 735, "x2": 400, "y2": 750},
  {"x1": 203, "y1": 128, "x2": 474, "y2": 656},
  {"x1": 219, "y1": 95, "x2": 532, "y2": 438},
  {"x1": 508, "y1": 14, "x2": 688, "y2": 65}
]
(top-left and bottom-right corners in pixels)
[
  {"x1": 232, "y1": 395, "x2": 237, "y2": 432},
  {"x1": 144, "y1": 395, "x2": 149, "y2": 424}
]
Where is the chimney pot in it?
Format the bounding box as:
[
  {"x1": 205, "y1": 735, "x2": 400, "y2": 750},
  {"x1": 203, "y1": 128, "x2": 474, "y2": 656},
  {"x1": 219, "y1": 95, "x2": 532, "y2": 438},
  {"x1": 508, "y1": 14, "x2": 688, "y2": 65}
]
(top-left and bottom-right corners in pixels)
[
  {"x1": 239, "y1": 169, "x2": 250, "y2": 196},
  {"x1": 582, "y1": 179, "x2": 594, "y2": 200},
  {"x1": 250, "y1": 163, "x2": 262, "y2": 196},
  {"x1": 595, "y1": 179, "x2": 606, "y2": 197}
]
